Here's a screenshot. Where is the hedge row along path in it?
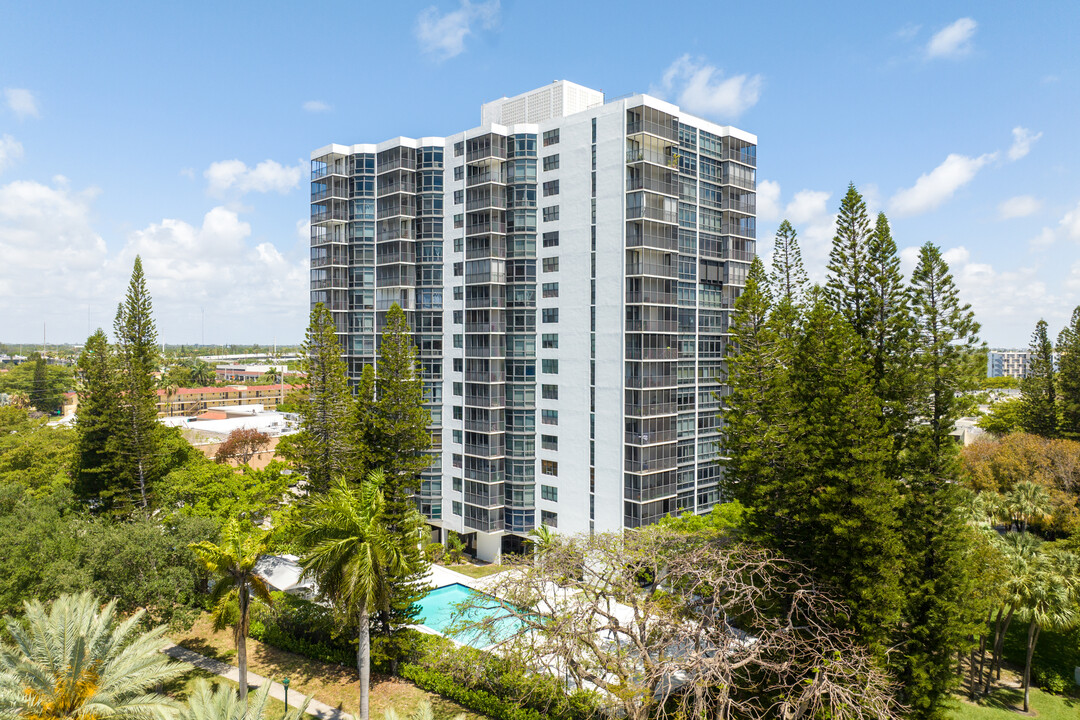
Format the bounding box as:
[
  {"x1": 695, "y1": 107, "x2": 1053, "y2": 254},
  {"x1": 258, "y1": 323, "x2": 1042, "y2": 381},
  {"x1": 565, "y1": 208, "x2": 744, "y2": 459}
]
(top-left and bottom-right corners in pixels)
[{"x1": 161, "y1": 642, "x2": 352, "y2": 720}]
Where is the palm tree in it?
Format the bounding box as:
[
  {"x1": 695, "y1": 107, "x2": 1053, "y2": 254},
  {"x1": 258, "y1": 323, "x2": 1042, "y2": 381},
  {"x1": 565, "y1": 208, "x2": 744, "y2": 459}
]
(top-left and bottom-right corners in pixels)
[
  {"x1": 179, "y1": 679, "x2": 309, "y2": 720},
  {"x1": 527, "y1": 524, "x2": 558, "y2": 567},
  {"x1": 188, "y1": 359, "x2": 216, "y2": 387},
  {"x1": 0, "y1": 592, "x2": 183, "y2": 720},
  {"x1": 1006, "y1": 481, "x2": 1051, "y2": 532},
  {"x1": 189, "y1": 520, "x2": 273, "y2": 702},
  {"x1": 297, "y1": 472, "x2": 408, "y2": 720},
  {"x1": 984, "y1": 532, "x2": 1041, "y2": 692},
  {"x1": 1017, "y1": 553, "x2": 1078, "y2": 713}
]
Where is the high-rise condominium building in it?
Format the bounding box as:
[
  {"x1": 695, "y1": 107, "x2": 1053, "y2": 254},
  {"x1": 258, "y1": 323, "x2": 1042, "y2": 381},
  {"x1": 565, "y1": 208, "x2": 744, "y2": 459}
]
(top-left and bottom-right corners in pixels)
[{"x1": 310, "y1": 81, "x2": 757, "y2": 561}]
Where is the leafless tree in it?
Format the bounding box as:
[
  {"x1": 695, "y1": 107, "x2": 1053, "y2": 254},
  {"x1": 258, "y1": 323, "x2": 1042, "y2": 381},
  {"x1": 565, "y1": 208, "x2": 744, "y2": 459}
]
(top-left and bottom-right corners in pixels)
[{"x1": 449, "y1": 528, "x2": 903, "y2": 720}]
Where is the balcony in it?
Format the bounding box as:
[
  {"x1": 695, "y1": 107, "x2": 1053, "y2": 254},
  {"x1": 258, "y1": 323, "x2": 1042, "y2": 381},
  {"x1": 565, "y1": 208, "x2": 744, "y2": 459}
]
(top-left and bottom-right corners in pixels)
[
  {"x1": 627, "y1": 176, "x2": 678, "y2": 196},
  {"x1": 624, "y1": 456, "x2": 677, "y2": 473},
  {"x1": 625, "y1": 374, "x2": 677, "y2": 389},
  {"x1": 377, "y1": 180, "x2": 417, "y2": 197},
  {"x1": 465, "y1": 441, "x2": 505, "y2": 458},
  {"x1": 466, "y1": 170, "x2": 507, "y2": 187},
  {"x1": 465, "y1": 392, "x2": 505, "y2": 408},
  {"x1": 465, "y1": 321, "x2": 506, "y2": 334},
  {"x1": 466, "y1": 219, "x2": 507, "y2": 236},
  {"x1": 625, "y1": 223, "x2": 677, "y2": 251},
  {"x1": 466, "y1": 144, "x2": 507, "y2": 164},
  {"x1": 376, "y1": 249, "x2": 416, "y2": 265},
  {"x1": 466, "y1": 194, "x2": 508, "y2": 211},
  {"x1": 625, "y1": 346, "x2": 679, "y2": 360},
  {"x1": 310, "y1": 207, "x2": 348, "y2": 224},
  {"x1": 465, "y1": 490, "x2": 504, "y2": 508},
  {"x1": 627, "y1": 205, "x2": 677, "y2": 224},
  {"x1": 626, "y1": 148, "x2": 677, "y2": 167},
  {"x1": 627, "y1": 119, "x2": 678, "y2": 143},
  {"x1": 625, "y1": 319, "x2": 678, "y2": 333},
  {"x1": 625, "y1": 402, "x2": 677, "y2": 417},
  {"x1": 311, "y1": 182, "x2": 349, "y2": 202},
  {"x1": 625, "y1": 262, "x2": 676, "y2": 279},
  {"x1": 625, "y1": 429, "x2": 678, "y2": 445},
  {"x1": 464, "y1": 508, "x2": 504, "y2": 533},
  {"x1": 378, "y1": 200, "x2": 416, "y2": 218},
  {"x1": 376, "y1": 226, "x2": 413, "y2": 242},
  {"x1": 722, "y1": 148, "x2": 757, "y2": 167},
  {"x1": 310, "y1": 253, "x2": 348, "y2": 268},
  {"x1": 465, "y1": 417, "x2": 504, "y2": 432},
  {"x1": 377, "y1": 157, "x2": 416, "y2": 174}
]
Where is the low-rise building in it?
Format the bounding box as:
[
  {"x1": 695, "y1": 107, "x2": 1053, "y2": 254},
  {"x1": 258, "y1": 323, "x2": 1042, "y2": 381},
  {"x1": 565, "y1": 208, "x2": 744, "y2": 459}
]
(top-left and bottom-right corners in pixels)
[{"x1": 155, "y1": 383, "x2": 298, "y2": 417}]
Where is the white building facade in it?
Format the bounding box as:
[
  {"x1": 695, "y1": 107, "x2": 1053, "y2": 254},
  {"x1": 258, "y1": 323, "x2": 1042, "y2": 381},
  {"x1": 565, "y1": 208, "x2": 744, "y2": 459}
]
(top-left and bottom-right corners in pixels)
[{"x1": 310, "y1": 82, "x2": 757, "y2": 561}]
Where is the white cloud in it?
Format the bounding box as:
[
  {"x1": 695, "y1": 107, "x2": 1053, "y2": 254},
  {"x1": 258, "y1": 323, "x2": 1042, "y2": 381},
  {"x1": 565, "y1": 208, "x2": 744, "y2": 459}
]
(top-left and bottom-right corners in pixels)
[
  {"x1": 204, "y1": 158, "x2": 305, "y2": 196},
  {"x1": 1030, "y1": 227, "x2": 1056, "y2": 249},
  {"x1": 758, "y1": 181, "x2": 835, "y2": 280},
  {"x1": 999, "y1": 195, "x2": 1042, "y2": 219},
  {"x1": 926, "y1": 17, "x2": 977, "y2": 59},
  {"x1": 785, "y1": 190, "x2": 831, "y2": 226},
  {"x1": 896, "y1": 23, "x2": 921, "y2": 40},
  {"x1": 652, "y1": 55, "x2": 762, "y2": 120},
  {"x1": 295, "y1": 218, "x2": 310, "y2": 243},
  {"x1": 3, "y1": 88, "x2": 39, "y2": 119},
  {"x1": 416, "y1": 0, "x2": 500, "y2": 60},
  {"x1": 888, "y1": 152, "x2": 997, "y2": 217},
  {"x1": 0, "y1": 135, "x2": 23, "y2": 174},
  {"x1": 1061, "y1": 200, "x2": 1080, "y2": 240},
  {"x1": 755, "y1": 180, "x2": 781, "y2": 221},
  {"x1": 1007, "y1": 126, "x2": 1042, "y2": 161},
  {"x1": 302, "y1": 100, "x2": 331, "y2": 113}
]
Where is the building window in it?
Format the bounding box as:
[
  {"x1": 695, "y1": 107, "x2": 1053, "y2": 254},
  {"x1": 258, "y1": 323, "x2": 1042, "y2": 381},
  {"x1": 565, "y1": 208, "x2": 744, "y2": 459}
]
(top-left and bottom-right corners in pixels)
[
  {"x1": 542, "y1": 409, "x2": 559, "y2": 425},
  {"x1": 453, "y1": 334, "x2": 463, "y2": 348},
  {"x1": 541, "y1": 510, "x2": 558, "y2": 527},
  {"x1": 541, "y1": 460, "x2": 558, "y2": 476},
  {"x1": 453, "y1": 190, "x2": 463, "y2": 204},
  {"x1": 454, "y1": 141, "x2": 464, "y2": 157},
  {"x1": 453, "y1": 476, "x2": 462, "y2": 492},
  {"x1": 453, "y1": 357, "x2": 462, "y2": 372},
  {"x1": 541, "y1": 308, "x2": 559, "y2": 323},
  {"x1": 453, "y1": 405, "x2": 463, "y2": 420},
  {"x1": 453, "y1": 501, "x2": 462, "y2": 516},
  {"x1": 542, "y1": 231, "x2": 559, "y2": 247},
  {"x1": 543, "y1": 129, "x2": 560, "y2": 146},
  {"x1": 542, "y1": 205, "x2": 560, "y2": 222},
  {"x1": 453, "y1": 310, "x2": 463, "y2": 323},
  {"x1": 542, "y1": 383, "x2": 558, "y2": 399},
  {"x1": 542, "y1": 180, "x2": 559, "y2": 197},
  {"x1": 541, "y1": 435, "x2": 558, "y2": 451},
  {"x1": 452, "y1": 453, "x2": 462, "y2": 468},
  {"x1": 453, "y1": 382, "x2": 463, "y2": 396},
  {"x1": 542, "y1": 257, "x2": 559, "y2": 273},
  {"x1": 542, "y1": 360, "x2": 558, "y2": 375},
  {"x1": 541, "y1": 333, "x2": 558, "y2": 348},
  {"x1": 541, "y1": 282, "x2": 559, "y2": 298},
  {"x1": 453, "y1": 238, "x2": 463, "y2": 252},
  {"x1": 542, "y1": 154, "x2": 559, "y2": 171},
  {"x1": 454, "y1": 213, "x2": 464, "y2": 228},
  {"x1": 452, "y1": 429, "x2": 462, "y2": 443},
  {"x1": 453, "y1": 286, "x2": 463, "y2": 300},
  {"x1": 454, "y1": 166, "x2": 464, "y2": 181}
]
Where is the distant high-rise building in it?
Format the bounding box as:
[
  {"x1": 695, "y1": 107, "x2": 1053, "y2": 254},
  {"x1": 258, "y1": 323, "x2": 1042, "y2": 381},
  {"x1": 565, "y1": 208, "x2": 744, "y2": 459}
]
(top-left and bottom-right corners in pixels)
[
  {"x1": 987, "y1": 349, "x2": 1058, "y2": 379},
  {"x1": 309, "y1": 81, "x2": 757, "y2": 560}
]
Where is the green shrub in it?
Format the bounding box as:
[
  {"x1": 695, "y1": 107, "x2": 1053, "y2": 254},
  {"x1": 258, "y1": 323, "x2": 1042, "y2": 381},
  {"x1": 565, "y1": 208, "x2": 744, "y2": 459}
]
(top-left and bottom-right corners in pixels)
[
  {"x1": 425, "y1": 542, "x2": 446, "y2": 563},
  {"x1": 400, "y1": 664, "x2": 546, "y2": 720},
  {"x1": 1033, "y1": 665, "x2": 1070, "y2": 694}
]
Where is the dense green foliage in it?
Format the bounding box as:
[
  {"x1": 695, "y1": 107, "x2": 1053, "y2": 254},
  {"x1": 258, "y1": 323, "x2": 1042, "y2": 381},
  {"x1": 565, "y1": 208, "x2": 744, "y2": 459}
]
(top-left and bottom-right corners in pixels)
[
  {"x1": 1058, "y1": 306, "x2": 1080, "y2": 440},
  {"x1": 1020, "y1": 319, "x2": 1058, "y2": 437},
  {"x1": 0, "y1": 353, "x2": 73, "y2": 414},
  {"x1": 0, "y1": 406, "x2": 75, "y2": 496}
]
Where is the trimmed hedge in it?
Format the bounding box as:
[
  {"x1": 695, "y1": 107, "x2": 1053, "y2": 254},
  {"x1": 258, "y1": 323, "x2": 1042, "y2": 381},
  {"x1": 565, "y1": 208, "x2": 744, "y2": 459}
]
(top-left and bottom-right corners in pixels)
[
  {"x1": 400, "y1": 664, "x2": 546, "y2": 720},
  {"x1": 249, "y1": 619, "x2": 353, "y2": 666}
]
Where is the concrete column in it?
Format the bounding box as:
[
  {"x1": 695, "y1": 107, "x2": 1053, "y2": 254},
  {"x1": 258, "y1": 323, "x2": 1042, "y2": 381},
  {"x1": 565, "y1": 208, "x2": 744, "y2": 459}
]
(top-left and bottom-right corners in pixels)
[{"x1": 475, "y1": 532, "x2": 502, "y2": 564}]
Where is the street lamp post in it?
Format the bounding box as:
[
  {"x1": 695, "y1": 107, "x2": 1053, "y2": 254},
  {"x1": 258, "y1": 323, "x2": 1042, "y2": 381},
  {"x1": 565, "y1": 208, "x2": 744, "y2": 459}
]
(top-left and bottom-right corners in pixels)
[{"x1": 282, "y1": 677, "x2": 289, "y2": 716}]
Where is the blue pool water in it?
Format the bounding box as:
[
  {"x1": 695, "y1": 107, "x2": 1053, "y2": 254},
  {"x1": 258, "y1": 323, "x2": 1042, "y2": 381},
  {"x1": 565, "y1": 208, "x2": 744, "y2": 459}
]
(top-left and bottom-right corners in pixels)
[{"x1": 416, "y1": 583, "x2": 522, "y2": 647}]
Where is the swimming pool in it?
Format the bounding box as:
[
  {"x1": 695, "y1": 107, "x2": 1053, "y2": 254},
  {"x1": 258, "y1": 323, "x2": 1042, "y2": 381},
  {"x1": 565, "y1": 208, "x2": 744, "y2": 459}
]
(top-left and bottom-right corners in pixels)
[{"x1": 416, "y1": 583, "x2": 522, "y2": 648}]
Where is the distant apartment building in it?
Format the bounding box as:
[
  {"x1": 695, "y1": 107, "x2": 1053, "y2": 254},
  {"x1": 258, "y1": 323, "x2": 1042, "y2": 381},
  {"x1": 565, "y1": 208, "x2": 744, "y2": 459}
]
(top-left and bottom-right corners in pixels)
[
  {"x1": 310, "y1": 81, "x2": 757, "y2": 560},
  {"x1": 155, "y1": 384, "x2": 297, "y2": 417},
  {"x1": 987, "y1": 350, "x2": 1058, "y2": 379}
]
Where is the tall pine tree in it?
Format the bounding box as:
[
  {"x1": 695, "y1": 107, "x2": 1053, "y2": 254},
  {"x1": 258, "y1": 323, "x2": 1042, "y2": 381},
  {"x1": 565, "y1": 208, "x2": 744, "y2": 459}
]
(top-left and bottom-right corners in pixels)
[
  {"x1": 284, "y1": 302, "x2": 352, "y2": 492},
  {"x1": 769, "y1": 219, "x2": 808, "y2": 305},
  {"x1": 113, "y1": 256, "x2": 162, "y2": 509},
  {"x1": 1020, "y1": 319, "x2": 1058, "y2": 437},
  {"x1": 787, "y1": 290, "x2": 904, "y2": 655},
  {"x1": 74, "y1": 329, "x2": 123, "y2": 505},
  {"x1": 1057, "y1": 305, "x2": 1080, "y2": 439},
  {"x1": 362, "y1": 303, "x2": 432, "y2": 670},
  {"x1": 825, "y1": 183, "x2": 875, "y2": 341},
  {"x1": 900, "y1": 242, "x2": 985, "y2": 719}
]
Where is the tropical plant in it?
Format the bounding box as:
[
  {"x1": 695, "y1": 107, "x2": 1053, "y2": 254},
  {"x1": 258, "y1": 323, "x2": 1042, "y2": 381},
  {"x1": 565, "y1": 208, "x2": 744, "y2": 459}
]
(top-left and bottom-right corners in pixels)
[
  {"x1": 1016, "y1": 552, "x2": 1079, "y2": 712},
  {"x1": 0, "y1": 591, "x2": 183, "y2": 720},
  {"x1": 1006, "y1": 481, "x2": 1052, "y2": 532},
  {"x1": 445, "y1": 531, "x2": 466, "y2": 565},
  {"x1": 189, "y1": 520, "x2": 274, "y2": 702},
  {"x1": 297, "y1": 471, "x2": 409, "y2": 720},
  {"x1": 179, "y1": 679, "x2": 310, "y2": 720}
]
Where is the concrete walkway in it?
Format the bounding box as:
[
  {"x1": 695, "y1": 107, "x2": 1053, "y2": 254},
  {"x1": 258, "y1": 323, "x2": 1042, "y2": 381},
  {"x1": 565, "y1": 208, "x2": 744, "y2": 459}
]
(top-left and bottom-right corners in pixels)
[{"x1": 161, "y1": 643, "x2": 353, "y2": 720}]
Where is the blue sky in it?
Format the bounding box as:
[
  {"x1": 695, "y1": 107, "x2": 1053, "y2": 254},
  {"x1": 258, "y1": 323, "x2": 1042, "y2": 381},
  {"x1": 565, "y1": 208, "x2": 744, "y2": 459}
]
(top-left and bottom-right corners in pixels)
[{"x1": 0, "y1": 1, "x2": 1077, "y2": 347}]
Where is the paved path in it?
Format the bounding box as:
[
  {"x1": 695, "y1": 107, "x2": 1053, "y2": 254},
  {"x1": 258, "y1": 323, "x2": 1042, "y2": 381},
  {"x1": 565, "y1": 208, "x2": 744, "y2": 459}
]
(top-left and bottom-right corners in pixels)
[{"x1": 161, "y1": 643, "x2": 353, "y2": 720}]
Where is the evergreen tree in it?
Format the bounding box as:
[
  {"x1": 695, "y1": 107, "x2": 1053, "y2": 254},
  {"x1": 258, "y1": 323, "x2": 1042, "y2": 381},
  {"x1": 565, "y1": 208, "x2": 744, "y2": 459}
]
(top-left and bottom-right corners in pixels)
[
  {"x1": 352, "y1": 362, "x2": 377, "y2": 477},
  {"x1": 865, "y1": 213, "x2": 913, "y2": 432},
  {"x1": 1020, "y1": 319, "x2": 1058, "y2": 437},
  {"x1": 787, "y1": 291, "x2": 904, "y2": 654},
  {"x1": 769, "y1": 219, "x2": 808, "y2": 305},
  {"x1": 1057, "y1": 305, "x2": 1080, "y2": 439},
  {"x1": 113, "y1": 256, "x2": 162, "y2": 508},
  {"x1": 723, "y1": 257, "x2": 791, "y2": 543},
  {"x1": 285, "y1": 302, "x2": 352, "y2": 492},
  {"x1": 29, "y1": 353, "x2": 48, "y2": 413},
  {"x1": 900, "y1": 242, "x2": 985, "y2": 718},
  {"x1": 362, "y1": 303, "x2": 432, "y2": 670},
  {"x1": 74, "y1": 329, "x2": 123, "y2": 505},
  {"x1": 825, "y1": 183, "x2": 876, "y2": 341}
]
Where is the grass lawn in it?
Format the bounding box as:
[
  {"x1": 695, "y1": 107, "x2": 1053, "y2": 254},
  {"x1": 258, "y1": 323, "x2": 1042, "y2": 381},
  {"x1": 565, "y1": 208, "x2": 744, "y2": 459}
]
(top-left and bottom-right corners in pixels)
[
  {"x1": 171, "y1": 614, "x2": 486, "y2": 720},
  {"x1": 948, "y1": 686, "x2": 1079, "y2": 719},
  {"x1": 440, "y1": 561, "x2": 506, "y2": 579},
  {"x1": 163, "y1": 664, "x2": 317, "y2": 720}
]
